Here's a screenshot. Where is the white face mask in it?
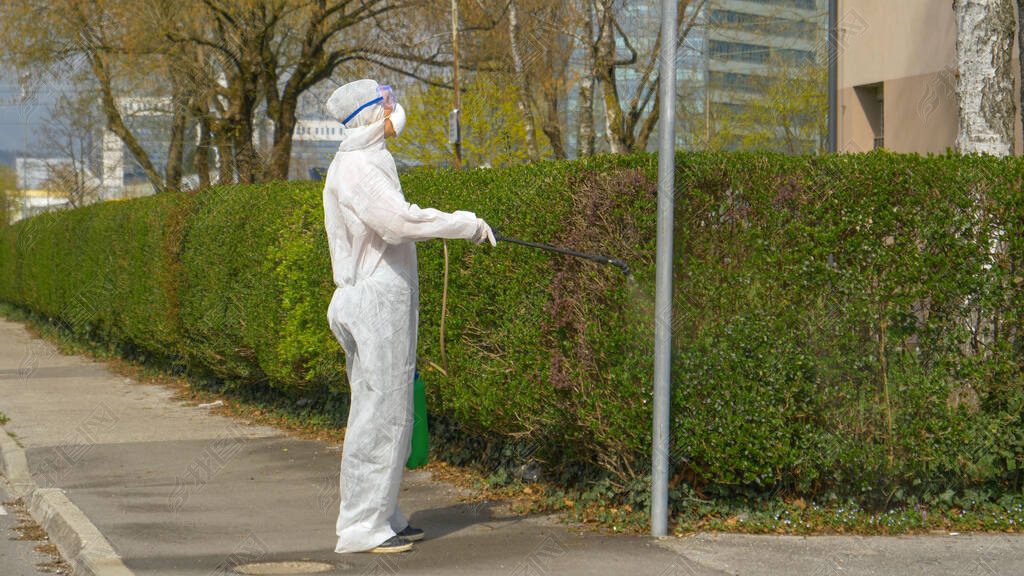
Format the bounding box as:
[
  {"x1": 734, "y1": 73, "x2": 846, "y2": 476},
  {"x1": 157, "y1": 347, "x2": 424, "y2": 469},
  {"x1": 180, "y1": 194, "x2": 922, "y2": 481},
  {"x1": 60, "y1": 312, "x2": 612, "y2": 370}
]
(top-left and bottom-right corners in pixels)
[{"x1": 388, "y1": 103, "x2": 406, "y2": 138}]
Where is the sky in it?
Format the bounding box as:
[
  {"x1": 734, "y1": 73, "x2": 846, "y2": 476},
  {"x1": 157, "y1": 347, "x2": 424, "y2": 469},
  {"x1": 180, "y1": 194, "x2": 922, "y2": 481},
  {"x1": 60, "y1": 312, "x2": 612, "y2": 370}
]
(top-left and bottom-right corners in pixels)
[{"x1": 0, "y1": 70, "x2": 58, "y2": 159}]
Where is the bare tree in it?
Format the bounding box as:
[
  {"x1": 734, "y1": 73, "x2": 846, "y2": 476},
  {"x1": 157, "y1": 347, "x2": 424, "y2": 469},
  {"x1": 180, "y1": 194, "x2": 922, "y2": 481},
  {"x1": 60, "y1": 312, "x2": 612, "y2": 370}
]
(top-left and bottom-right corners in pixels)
[
  {"x1": 0, "y1": 0, "x2": 193, "y2": 193},
  {"x1": 160, "y1": 1, "x2": 267, "y2": 183},
  {"x1": 3, "y1": 0, "x2": 463, "y2": 189},
  {"x1": 508, "y1": 0, "x2": 540, "y2": 161},
  {"x1": 165, "y1": 0, "x2": 475, "y2": 182},
  {"x1": 577, "y1": 0, "x2": 597, "y2": 157},
  {"x1": 955, "y1": 0, "x2": 1016, "y2": 156},
  {"x1": 80, "y1": 1, "x2": 193, "y2": 192},
  {"x1": 580, "y1": 0, "x2": 704, "y2": 155},
  {"x1": 454, "y1": 0, "x2": 604, "y2": 160},
  {"x1": 41, "y1": 90, "x2": 103, "y2": 208},
  {"x1": 511, "y1": 0, "x2": 577, "y2": 160},
  {"x1": 387, "y1": 0, "x2": 572, "y2": 162}
]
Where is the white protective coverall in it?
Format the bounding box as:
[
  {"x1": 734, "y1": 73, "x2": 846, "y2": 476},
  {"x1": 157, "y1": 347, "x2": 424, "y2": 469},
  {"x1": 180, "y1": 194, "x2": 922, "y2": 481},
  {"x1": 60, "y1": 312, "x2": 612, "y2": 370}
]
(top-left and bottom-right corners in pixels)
[{"x1": 323, "y1": 79, "x2": 488, "y2": 553}]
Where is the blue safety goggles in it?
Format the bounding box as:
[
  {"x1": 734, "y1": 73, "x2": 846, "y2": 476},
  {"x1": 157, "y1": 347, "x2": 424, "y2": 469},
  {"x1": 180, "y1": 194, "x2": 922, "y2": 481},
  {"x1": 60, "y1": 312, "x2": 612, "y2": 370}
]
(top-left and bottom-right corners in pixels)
[{"x1": 341, "y1": 85, "x2": 396, "y2": 125}]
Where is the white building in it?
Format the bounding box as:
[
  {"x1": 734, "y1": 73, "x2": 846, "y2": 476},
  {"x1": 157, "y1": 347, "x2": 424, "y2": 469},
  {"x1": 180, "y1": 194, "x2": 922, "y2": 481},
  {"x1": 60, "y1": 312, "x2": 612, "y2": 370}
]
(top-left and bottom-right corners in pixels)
[{"x1": 10, "y1": 156, "x2": 104, "y2": 221}]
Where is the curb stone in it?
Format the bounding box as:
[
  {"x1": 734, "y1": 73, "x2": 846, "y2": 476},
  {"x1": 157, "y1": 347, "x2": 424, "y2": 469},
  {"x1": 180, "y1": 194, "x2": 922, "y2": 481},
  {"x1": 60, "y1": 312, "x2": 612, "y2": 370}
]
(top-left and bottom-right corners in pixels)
[{"x1": 0, "y1": 424, "x2": 135, "y2": 576}]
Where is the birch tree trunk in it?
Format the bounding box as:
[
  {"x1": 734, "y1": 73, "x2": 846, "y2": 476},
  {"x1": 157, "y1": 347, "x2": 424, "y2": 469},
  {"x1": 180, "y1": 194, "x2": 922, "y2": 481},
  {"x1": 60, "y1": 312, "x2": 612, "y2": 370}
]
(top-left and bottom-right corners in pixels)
[
  {"x1": 196, "y1": 116, "x2": 212, "y2": 190},
  {"x1": 216, "y1": 130, "x2": 235, "y2": 185},
  {"x1": 508, "y1": 0, "x2": 540, "y2": 161},
  {"x1": 577, "y1": 0, "x2": 596, "y2": 157},
  {"x1": 595, "y1": 0, "x2": 628, "y2": 154},
  {"x1": 955, "y1": 0, "x2": 1016, "y2": 156}
]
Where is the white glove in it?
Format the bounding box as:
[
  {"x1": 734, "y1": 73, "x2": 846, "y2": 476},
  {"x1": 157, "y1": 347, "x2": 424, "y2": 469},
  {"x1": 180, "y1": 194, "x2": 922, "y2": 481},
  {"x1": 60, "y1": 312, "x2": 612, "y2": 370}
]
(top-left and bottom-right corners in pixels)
[{"x1": 470, "y1": 218, "x2": 496, "y2": 246}]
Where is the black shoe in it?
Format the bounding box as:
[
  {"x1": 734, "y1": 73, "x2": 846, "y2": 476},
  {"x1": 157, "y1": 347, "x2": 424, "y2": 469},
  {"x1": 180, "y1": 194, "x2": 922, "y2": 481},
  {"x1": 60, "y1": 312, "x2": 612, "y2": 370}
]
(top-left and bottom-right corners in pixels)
[
  {"x1": 369, "y1": 535, "x2": 413, "y2": 553},
  {"x1": 397, "y1": 526, "x2": 424, "y2": 542}
]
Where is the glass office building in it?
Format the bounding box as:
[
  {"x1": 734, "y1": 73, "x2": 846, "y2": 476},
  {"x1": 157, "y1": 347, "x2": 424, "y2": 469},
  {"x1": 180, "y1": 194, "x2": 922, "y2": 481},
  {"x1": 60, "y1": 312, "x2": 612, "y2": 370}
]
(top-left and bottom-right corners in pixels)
[{"x1": 702, "y1": 0, "x2": 827, "y2": 151}]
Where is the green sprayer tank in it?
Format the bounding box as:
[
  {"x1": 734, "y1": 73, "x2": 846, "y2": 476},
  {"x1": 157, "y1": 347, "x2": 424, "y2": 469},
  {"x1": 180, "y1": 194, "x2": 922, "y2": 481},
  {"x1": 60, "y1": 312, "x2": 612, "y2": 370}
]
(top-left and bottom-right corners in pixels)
[{"x1": 406, "y1": 369, "x2": 429, "y2": 469}]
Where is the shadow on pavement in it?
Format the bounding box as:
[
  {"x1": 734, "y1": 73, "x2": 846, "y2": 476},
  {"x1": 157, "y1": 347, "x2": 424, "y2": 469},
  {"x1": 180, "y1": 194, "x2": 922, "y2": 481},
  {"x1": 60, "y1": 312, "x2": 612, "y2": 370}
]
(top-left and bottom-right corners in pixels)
[{"x1": 407, "y1": 501, "x2": 525, "y2": 541}]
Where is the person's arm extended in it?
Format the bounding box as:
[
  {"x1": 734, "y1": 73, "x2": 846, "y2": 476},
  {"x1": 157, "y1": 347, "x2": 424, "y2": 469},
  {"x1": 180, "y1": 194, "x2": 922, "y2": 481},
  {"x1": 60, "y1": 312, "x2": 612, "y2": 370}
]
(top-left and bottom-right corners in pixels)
[{"x1": 344, "y1": 166, "x2": 481, "y2": 245}]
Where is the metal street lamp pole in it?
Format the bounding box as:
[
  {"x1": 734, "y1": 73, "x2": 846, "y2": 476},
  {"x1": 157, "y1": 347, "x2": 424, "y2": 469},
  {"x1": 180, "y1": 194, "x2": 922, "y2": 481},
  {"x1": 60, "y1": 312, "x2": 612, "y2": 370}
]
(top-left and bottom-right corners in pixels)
[{"x1": 652, "y1": 0, "x2": 677, "y2": 538}]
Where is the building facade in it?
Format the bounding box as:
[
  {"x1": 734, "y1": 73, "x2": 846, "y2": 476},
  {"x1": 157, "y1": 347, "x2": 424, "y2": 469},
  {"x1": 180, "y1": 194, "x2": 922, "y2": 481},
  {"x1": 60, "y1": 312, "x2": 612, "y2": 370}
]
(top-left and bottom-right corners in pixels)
[
  {"x1": 837, "y1": 0, "x2": 1022, "y2": 154},
  {"x1": 704, "y1": 0, "x2": 827, "y2": 151}
]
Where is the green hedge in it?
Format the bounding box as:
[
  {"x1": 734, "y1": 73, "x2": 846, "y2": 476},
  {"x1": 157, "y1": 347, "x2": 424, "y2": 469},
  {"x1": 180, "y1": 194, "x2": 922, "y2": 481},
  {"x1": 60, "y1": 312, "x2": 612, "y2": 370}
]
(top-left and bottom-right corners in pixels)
[
  {"x1": 0, "y1": 193, "x2": 186, "y2": 358},
  {"x1": 1, "y1": 151, "x2": 1022, "y2": 511}
]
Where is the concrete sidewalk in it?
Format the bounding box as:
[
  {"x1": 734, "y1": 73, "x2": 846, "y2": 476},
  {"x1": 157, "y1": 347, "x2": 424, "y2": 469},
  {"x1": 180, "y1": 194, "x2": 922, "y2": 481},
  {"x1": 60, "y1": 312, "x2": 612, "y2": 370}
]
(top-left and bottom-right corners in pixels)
[{"x1": 1, "y1": 315, "x2": 1023, "y2": 576}]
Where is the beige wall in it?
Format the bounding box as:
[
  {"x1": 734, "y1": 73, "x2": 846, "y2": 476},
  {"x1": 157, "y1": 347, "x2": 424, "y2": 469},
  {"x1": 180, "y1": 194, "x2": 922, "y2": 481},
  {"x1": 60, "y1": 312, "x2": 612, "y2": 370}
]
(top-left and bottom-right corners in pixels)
[
  {"x1": 839, "y1": 0, "x2": 956, "y2": 88},
  {"x1": 884, "y1": 73, "x2": 959, "y2": 154},
  {"x1": 838, "y1": 0, "x2": 1022, "y2": 155},
  {"x1": 839, "y1": 85, "x2": 878, "y2": 153}
]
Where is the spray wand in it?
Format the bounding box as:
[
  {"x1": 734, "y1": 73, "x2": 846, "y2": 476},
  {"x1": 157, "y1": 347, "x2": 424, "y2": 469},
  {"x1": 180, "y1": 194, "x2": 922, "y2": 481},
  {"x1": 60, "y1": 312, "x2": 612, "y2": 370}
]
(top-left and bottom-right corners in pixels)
[{"x1": 494, "y1": 234, "x2": 632, "y2": 278}]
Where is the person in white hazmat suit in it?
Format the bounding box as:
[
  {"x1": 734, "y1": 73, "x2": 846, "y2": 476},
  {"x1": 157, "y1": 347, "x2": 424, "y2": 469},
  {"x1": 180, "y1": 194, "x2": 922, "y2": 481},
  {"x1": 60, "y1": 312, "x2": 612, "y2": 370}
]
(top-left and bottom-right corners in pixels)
[{"x1": 323, "y1": 79, "x2": 496, "y2": 554}]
